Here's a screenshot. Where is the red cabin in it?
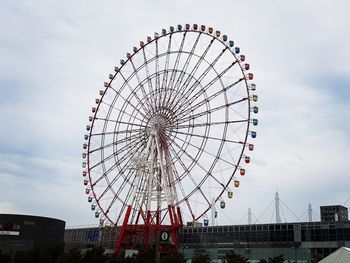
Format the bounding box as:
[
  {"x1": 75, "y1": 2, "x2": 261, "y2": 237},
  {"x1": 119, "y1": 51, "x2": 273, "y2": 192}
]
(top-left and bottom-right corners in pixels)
[
  {"x1": 249, "y1": 144, "x2": 254, "y2": 151},
  {"x1": 83, "y1": 171, "x2": 87, "y2": 177},
  {"x1": 234, "y1": 180, "x2": 240, "y2": 187},
  {"x1": 185, "y1": 24, "x2": 190, "y2": 30},
  {"x1": 248, "y1": 73, "x2": 254, "y2": 80},
  {"x1": 240, "y1": 168, "x2": 245, "y2": 176},
  {"x1": 95, "y1": 98, "x2": 100, "y2": 104},
  {"x1": 240, "y1": 55, "x2": 245, "y2": 62},
  {"x1": 245, "y1": 156, "x2": 250, "y2": 163},
  {"x1": 201, "y1": 25, "x2": 206, "y2": 31},
  {"x1": 244, "y1": 64, "x2": 250, "y2": 70}
]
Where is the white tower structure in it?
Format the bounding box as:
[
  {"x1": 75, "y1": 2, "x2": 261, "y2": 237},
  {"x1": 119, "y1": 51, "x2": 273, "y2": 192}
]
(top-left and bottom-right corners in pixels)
[
  {"x1": 308, "y1": 203, "x2": 313, "y2": 222},
  {"x1": 248, "y1": 207, "x2": 252, "y2": 225},
  {"x1": 275, "y1": 191, "x2": 282, "y2": 223}
]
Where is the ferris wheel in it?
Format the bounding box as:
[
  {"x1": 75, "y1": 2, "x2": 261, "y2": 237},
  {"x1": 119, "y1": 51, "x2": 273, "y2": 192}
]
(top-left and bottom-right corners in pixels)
[{"x1": 82, "y1": 23, "x2": 258, "y2": 253}]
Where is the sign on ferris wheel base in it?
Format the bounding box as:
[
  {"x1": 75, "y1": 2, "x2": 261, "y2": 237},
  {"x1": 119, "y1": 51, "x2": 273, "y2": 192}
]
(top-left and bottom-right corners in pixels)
[{"x1": 160, "y1": 231, "x2": 170, "y2": 244}]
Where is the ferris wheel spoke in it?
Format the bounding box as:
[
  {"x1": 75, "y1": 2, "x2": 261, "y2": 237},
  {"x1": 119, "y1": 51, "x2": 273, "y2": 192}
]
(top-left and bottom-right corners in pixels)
[
  {"x1": 176, "y1": 35, "x2": 215, "y2": 95},
  {"x1": 90, "y1": 136, "x2": 145, "y2": 188},
  {"x1": 168, "y1": 144, "x2": 203, "y2": 218},
  {"x1": 89, "y1": 132, "x2": 143, "y2": 154},
  {"x1": 114, "y1": 140, "x2": 146, "y2": 171},
  {"x1": 176, "y1": 97, "x2": 248, "y2": 126},
  {"x1": 153, "y1": 39, "x2": 161, "y2": 111},
  {"x1": 97, "y1": 169, "x2": 134, "y2": 204},
  {"x1": 176, "y1": 77, "x2": 245, "y2": 121},
  {"x1": 177, "y1": 77, "x2": 245, "y2": 120},
  {"x1": 174, "y1": 130, "x2": 242, "y2": 145},
  {"x1": 169, "y1": 38, "x2": 215, "y2": 111},
  {"x1": 174, "y1": 133, "x2": 235, "y2": 168},
  {"x1": 100, "y1": 101, "x2": 147, "y2": 125},
  {"x1": 118, "y1": 71, "x2": 151, "y2": 115},
  {"x1": 129, "y1": 59, "x2": 155, "y2": 113},
  {"x1": 89, "y1": 134, "x2": 143, "y2": 171},
  {"x1": 141, "y1": 47, "x2": 154, "y2": 94},
  {"x1": 175, "y1": 59, "x2": 237, "y2": 115},
  {"x1": 107, "y1": 85, "x2": 149, "y2": 120},
  {"x1": 117, "y1": 172, "x2": 147, "y2": 225},
  {"x1": 95, "y1": 117, "x2": 148, "y2": 129},
  {"x1": 90, "y1": 128, "x2": 141, "y2": 137},
  {"x1": 170, "y1": 163, "x2": 196, "y2": 220},
  {"x1": 95, "y1": 140, "x2": 144, "y2": 194},
  {"x1": 166, "y1": 32, "x2": 187, "y2": 101},
  {"x1": 170, "y1": 119, "x2": 248, "y2": 130},
  {"x1": 160, "y1": 35, "x2": 173, "y2": 110},
  {"x1": 176, "y1": 47, "x2": 229, "y2": 112},
  {"x1": 166, "y1": 33, "x2": 202, "y2": 108},
  {"x1": 98, "y1": 168, "x2": 136, "y2": 208},
  {"x1": 170, "y1": 139, "x2": 225, "y2": 206}
]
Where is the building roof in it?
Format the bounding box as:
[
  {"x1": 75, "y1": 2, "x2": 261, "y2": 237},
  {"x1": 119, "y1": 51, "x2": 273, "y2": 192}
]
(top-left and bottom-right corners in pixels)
[{"x1": 318, "y1": 247, "x2": 350, "y2": 263}]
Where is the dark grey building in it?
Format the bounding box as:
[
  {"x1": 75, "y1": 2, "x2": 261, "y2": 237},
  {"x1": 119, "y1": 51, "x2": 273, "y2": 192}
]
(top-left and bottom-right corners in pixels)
[
  {"x1": 0, "y1": 214, "x2": 65, "y2": 253},
  {"x1": 320, "y1": 205, "x2": 348, "y2": 222},
  {"x1": 64, "y1": 206, "x2": 350, "y2": 262}
]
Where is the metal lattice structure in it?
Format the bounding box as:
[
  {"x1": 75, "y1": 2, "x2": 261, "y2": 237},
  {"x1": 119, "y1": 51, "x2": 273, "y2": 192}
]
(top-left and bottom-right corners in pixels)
[{"x1": 82, "y1": 23, "x2": 258, "y2": 254}]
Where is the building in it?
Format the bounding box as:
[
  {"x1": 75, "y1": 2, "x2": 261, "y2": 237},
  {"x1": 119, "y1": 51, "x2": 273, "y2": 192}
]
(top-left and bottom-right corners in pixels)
[
  {"x1": 64, "y1": 225, "x2": 115, "y2": 252},
  {"x1": 320, "y1": 205, "x2": 349, "y2": 222},
  {"x1": 0, "y1": 214, "x2": 65, "y2": 253},
  {"x1": 64, "y1": 206, "x2": 350, "y2": 262}
]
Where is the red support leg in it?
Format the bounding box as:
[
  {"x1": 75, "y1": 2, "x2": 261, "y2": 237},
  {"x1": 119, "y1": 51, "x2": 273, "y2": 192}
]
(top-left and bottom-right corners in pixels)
[{"x1": 114, "y1": 205, "x2": 132, "y2": 255}]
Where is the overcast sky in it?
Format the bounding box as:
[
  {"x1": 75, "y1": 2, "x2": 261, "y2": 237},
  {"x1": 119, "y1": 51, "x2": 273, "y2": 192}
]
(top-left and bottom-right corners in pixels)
[{"x1": 1, "y1": 1, "x2": 349, "y2": 227}]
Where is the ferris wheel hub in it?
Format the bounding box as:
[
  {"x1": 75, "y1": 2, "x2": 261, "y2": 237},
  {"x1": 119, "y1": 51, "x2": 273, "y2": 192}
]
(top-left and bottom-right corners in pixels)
[{"x1": 150, "y1": 116, "x2": 167, "y2": 133}]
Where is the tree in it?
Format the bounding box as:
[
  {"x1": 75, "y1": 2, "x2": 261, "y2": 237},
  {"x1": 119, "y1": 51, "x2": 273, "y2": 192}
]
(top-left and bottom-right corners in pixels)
[
  {"x1": 191, "y1": 248, "x2": 210, "y2": 263},
  {"x1": 223, "y1": 250, "x2": 249, "y2": 263},
  {"x1": 61, "y1": 248, "x2": 83, "y2": 263},
  {"x1": 258, "y1": 255, "x2": 284, "y2": 263},
  {"x1": 80, "y1": 247, "x2": 107, "y2": 263},
  {"x1": 160, "y1": 252, "x2": 186, "y2": 263},
  {"x1": 311, "y1": 254, "x2": 324, "y2": 263}
]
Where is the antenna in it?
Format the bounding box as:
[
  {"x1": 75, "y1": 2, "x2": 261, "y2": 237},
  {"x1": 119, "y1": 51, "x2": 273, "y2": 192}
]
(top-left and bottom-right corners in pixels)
[
  {"x1": 275, "y1": 191, "x2": 281, "y2": 223},
  {"x1": 308, "y1": 203, "x2": 313, "y2": 222},
  {"x1": 248, "y1": 207, "x2": 252, "y2": 225}
]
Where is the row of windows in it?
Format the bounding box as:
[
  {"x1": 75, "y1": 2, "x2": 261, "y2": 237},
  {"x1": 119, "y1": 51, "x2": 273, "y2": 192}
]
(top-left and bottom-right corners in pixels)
[
  {"x1": 179, "y1": 228, "x2": 350, "y2": 244},
  {"x1": 181, "y1": 224, "x2": 294, "y2": 234},
  {"x1": 180, "y1": 230, "x2": 295, "y2": 244},
  {"x1": 301, "y1": 228, "x2": 350, "y2": 241}
]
